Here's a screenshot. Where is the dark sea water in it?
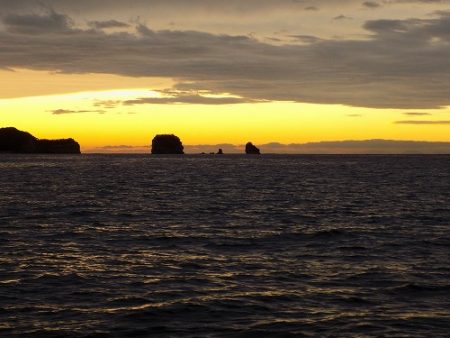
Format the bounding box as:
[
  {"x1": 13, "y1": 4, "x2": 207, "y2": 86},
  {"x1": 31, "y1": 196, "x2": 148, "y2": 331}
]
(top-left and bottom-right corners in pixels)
[{"x1": 0, "y1": 154, "x2": 449, "y2": 337}]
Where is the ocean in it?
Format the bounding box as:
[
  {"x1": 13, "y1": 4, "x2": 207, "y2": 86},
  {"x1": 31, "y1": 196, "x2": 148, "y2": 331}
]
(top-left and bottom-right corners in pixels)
[{"x1": 0, "y1": 154, "x2": 449, "y2": 337}]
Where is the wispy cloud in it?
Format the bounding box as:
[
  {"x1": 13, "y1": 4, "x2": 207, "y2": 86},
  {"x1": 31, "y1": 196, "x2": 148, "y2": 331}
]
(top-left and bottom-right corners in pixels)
[
  {"x1": 123, "y1": 91, "x2": 258, "y2": 105},
  {"x1": 334, "y1": 15, "x2": 353, "y2": 20},
  {"x1": 395, "y1": 120, "x2": 450, "y2": 124},
  {"x1": 50, "y1": 109, "x2": 106, "y2": 115},
  {"x1": 88, "y1": 20, "x2": 130, "y2": 29},
  {"x1": 402, "y1": 112, "x2": 432, "y2": 116},
  {"x1": 288, "y1": 35, "x2": 322, "y2": 43},
  {"x1": 94, "y1": 100, "x2": 122, "y2": 109},
  {"x1": 92, "y1": 90, "x2": 262, "y2": 106}
]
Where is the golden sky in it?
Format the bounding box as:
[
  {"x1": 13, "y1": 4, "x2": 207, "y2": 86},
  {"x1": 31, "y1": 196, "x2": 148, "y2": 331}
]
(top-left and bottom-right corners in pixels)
[{"x1": 0, "y1": 1, "x2": 449, "y2": 152}]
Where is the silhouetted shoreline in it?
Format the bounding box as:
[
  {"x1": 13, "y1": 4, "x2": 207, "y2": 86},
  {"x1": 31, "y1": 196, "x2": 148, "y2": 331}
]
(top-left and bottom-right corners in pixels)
[{"x1": 0, "y1": 127, "x2": 80, "y2": 154}]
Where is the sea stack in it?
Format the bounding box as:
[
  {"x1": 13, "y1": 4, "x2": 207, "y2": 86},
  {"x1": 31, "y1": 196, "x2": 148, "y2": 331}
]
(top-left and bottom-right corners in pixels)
[
  {"x1": 245, "y1": 142, "x2": 261, "y2": 155},
  {"x1": 151, "y1": 134, "x2": 184, "y2": 154},
  {"x1": 217, "y1": 148, "x2": 224, "y2": 155},
  {"x1": 0, "y1": 127, "x2": 81, "y2": 154}
]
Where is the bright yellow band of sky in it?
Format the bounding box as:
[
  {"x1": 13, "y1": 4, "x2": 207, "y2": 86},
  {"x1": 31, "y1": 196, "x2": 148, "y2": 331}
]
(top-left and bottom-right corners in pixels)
[{"x1": 1, "y1": 69, "x2": 449, "y2": 152}]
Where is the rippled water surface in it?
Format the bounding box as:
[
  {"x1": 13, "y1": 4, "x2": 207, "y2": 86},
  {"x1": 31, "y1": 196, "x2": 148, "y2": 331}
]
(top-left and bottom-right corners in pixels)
[{"x1": 1, "y1": 154, "x2": 449, "y2": 337}]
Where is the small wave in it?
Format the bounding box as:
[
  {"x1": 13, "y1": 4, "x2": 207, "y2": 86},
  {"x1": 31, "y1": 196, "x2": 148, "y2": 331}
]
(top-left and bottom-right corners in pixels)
[
  {"x1": 308, "y1": 228, "x2": 351, "y2": 239},
  {"x1": 338, "y1": 296, "x2": 375, "y2": 306},
  {"x1": 339, "y1": 245, "x2": 367, "y2": 251},
  {"x1": 0, "y1": 279, "x2": 20, "y2": 285},
  {"x1": 385, "y1": 283, "x2": 450, "y2": 295},
  {"x1": 107, "y1": 296, "x2": 150, "y2": 307},
  {"x1": 29, "y1": 272, "x2": 88, "y2": 285}
]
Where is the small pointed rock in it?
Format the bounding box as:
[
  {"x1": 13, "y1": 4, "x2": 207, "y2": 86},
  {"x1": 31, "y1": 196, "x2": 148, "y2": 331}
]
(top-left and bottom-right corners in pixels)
[{"x1": 245, "y1": 142, "x2": 260, "y2": 155}]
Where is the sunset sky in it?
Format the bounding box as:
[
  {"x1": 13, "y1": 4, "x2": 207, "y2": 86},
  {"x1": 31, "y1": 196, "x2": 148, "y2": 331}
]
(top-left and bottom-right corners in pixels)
[{"x1": 1, "y1": 0, "x2": 449, "y2": 152}]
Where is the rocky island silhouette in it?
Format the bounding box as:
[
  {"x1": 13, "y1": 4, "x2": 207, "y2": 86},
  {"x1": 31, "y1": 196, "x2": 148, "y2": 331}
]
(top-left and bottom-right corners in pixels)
[
  {"x1": 151, "y1": 134, "x2": 184, "y2": 154},
  {"x1": 0, "y1": 127, "x2": 81, "y2": 154}
]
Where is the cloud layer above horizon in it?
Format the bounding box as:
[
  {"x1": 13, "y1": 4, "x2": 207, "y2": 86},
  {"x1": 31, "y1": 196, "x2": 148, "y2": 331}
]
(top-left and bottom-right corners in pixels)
[{"x1": 0, "y1": 0, "x2": 449, "y2": 109}]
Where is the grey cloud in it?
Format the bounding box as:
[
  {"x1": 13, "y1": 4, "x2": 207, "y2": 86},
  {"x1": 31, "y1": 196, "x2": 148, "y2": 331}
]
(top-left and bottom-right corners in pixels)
[
  {"x1": 1, "y1": 11, "x2": 450, "y2": 109},
  {"x1": 363, "y1": 1, "x2": 381, "y2": 8},
  {"x1": 289, "y1": 34, "x2": 322, "y2": 43},
  {"x1": 364, "y1": 16, "x2": 450, "y2": 42},
  {"x1": 88, "y1": 20, "x2": 129, "y2": 29},
  {"x1": 2, "y1": 10, "x2": 72, "y2": 34},
  {"x1": 364, "y1": 19, "x2": 411, "y2": 33},
  {"x1": 395, "y1": 120, "x2": 450, "y2": 124},
  {"x1": 304, "y1": 6, "x2": 319, "y2": 11}
]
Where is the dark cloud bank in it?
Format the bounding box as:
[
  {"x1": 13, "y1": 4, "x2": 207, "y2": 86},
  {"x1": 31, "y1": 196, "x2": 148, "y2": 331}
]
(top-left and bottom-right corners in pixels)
[{"x1": 1, "y1": 8, "x2": 450, "y2": 109}]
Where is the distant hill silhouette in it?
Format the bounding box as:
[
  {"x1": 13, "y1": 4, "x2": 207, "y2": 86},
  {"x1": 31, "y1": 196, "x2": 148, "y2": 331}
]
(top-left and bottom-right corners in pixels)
[
  {"x1": 151, "y1": 134, "x2": 184, "y2": 154},
  {"x1": 0, "y1": 127, "x2": 81, "y2": 154},
  {"x1": 245, "y1": 142, "x2": 261, "y2": 154}
]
